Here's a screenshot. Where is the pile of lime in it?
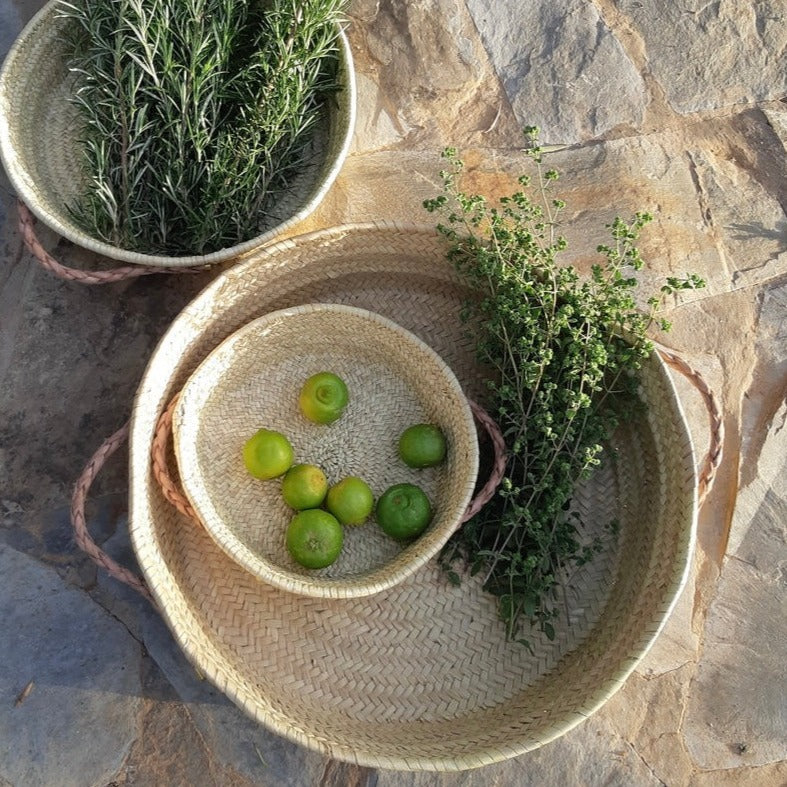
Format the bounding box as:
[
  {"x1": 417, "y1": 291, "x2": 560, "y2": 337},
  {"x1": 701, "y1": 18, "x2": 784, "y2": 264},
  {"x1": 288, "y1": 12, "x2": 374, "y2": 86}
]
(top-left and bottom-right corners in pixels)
[{"x1": 241, "y1": 371, "x2": 448, "y2": 569}]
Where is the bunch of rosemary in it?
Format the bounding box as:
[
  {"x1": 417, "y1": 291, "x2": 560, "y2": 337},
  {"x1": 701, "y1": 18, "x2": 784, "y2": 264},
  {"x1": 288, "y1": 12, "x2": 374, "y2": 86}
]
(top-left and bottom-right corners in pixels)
[
  {"x1": 60, "y1": 0, "x2": 346, "y2": 255},
  {"x1": 424, "y1": 128, "x2": 704, "y2": 648}
]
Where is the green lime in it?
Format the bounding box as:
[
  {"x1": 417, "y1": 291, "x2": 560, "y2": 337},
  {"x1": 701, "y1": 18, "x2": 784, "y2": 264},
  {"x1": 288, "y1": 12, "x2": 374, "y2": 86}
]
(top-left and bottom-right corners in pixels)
[
  {"x1": 375, "y1": 483, "x2": 432, "y2": 541},
  {"x1": 281, "y1": 464, "x2": 329, "y2": 510},
  {"x1": 299, "y1": 372, "x2": 349, "y2": 424},
  {"x1": 325, "y1": 476, "x2": 374, "y2": 526},
  {"x1": 242, "y1": 428, "x2": 293, "y2": 480},
  {"x1": 285, "y1": 509, "x2": 344, "y2": 569},
  {"x1": 398, "y1": 423, "x2": 447, "y2": 468}
]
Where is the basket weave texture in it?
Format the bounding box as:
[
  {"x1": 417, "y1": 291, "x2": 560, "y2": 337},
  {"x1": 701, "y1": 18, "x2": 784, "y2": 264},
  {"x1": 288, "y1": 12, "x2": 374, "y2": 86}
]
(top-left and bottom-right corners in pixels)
[
  {"x1": 129, "y1": 224, "x2": 697, "y2": 771},
  {"x1": 172, "y1": 302, "x2": 480, "y2": 599},
  {"x1": 0, "y1": 0, "x2": 355, "y2": 267}
]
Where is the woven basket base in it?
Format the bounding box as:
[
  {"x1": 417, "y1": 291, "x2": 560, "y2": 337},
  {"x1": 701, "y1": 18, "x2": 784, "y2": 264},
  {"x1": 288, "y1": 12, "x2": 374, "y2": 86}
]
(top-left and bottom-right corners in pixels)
[{"x1": 129, "y1": 224, "x2": 697, "y2": 771}]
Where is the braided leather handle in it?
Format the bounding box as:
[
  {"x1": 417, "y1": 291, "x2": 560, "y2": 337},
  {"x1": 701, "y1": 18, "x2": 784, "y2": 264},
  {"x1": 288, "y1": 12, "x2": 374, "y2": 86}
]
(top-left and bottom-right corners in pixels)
[
  {"x1": 70, "y1": 423, "x2": 155, "y2": 603},
  {"x1": 70, "y1": 350, "x2": 723, "y2": 599},
  {"x1": 657, "y1": 347, "x2": 724, "y2": 508},
  {"x1": 151, "y1": 396, "x2": 508, "y2": 528},
  {"x1": 18, "y1": 201, "x2": 207, "y2": 284}
]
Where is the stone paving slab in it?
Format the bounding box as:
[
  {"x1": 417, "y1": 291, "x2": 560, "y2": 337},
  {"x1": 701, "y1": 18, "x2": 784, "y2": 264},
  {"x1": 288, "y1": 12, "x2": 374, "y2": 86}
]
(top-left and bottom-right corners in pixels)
[
  {"x1": 610, "y1": 0, "x2": 787, "y2": 115},
  {"x1": 0, "y1": 0, "x2": 785, "y2": 784},
  {"x1": 0, "y1": 544, "x2": 141, "y2": 787},
  {"x1": 681, "y1": 397, "x2": 787, "y2": 771},
  {"x1": 465, "y1": 0, "x2": 787, "y2": 143},
  {"x1": 466, "y1": 0, "x2": 647, "y2": 143}
]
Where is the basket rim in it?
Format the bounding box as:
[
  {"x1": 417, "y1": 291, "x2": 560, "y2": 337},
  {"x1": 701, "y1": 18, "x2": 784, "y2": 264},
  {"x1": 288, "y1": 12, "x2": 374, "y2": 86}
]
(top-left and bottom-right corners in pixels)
[
  {"x1": 128, "y1": 222, "x2": 699, "y2": 771},
  {"x1": 171, "y1": 301, "x2": 480, "y2": 599},
  {"x1": 0, "y1": 0, "x2": 357, "y2": 267}
]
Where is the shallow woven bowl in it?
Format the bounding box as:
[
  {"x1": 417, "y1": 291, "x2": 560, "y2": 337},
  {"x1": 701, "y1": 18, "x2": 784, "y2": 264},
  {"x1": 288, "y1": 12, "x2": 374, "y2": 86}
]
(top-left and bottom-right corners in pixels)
[
  {"x1": 171, "y1": 303, "x2": 480, "y2": 599},
  {"x1": 129, "y1": 224, "x2": 697, "y2": 771},
  {"x1": 0, "y1": 0, "x2": 355, "y2": 267}
]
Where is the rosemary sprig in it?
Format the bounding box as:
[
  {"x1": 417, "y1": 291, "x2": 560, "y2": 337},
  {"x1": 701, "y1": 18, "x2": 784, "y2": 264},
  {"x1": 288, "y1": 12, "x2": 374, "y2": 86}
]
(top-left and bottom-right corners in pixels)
[
  {"x1": 60, "y1": 0, "x2": 346, "y2": 255},
  {"x1": 424, "y1": 128, "x2": 704, "y2": 647}
]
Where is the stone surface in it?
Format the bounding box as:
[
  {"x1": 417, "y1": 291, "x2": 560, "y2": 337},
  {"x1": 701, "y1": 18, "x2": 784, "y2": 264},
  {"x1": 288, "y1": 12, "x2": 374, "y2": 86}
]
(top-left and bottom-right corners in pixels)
[
  {"x1": 0, "y1": 544, "x2": 142, "y2": 787},
  {"x1": 604, "y1": 665, "x2": 697, "y2": 787},
  {"x1": 1, "y1": 0, "x2": 786, "y2": 784},
  {"x1": 376, "y1": 712, "x2": 663, "y2": 786},
  {"x1": 738, "y1": 279, "x2": 787, "y2": 492},
  {"x1": 466, "y1": 0, "x2": 647, "y2": 144},
  {"x1": 684, "y1": 135, "x2": 787, "y2": 291},
  {"x1": 682, "y1": 396, "x2": 787, "y2": 771},
  {"x1": 612, "y1": 0, "x2": 787, "y2": 114},
  {"x1": 683, "y1": 555, "x2": 787, "y2": 770},
  {"x1": 346, "y1": 0, "x2": 521, "y2": 150},
  {"x1": 93, "y1": 525, "x2": 334, "y2": 786},
  {"x1": 139, "y1": 612, "x2": 331, "y2": 787}
]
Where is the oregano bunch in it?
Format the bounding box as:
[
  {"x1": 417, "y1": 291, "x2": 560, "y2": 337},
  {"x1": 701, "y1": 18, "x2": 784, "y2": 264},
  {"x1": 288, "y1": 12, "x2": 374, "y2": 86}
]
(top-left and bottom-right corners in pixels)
[{"x1": 424, "y1": 127, "x2": 704, "y2": 647}]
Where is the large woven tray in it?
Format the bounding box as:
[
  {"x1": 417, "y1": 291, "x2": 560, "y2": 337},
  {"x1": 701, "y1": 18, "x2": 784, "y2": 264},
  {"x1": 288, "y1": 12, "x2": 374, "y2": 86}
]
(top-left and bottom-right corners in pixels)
[
  {"x1": 0, "y1": 0, "x2": 355, "y2": 268},
  {"x1": 129, "y1": 224, "x2": 697, "y2": 771}
]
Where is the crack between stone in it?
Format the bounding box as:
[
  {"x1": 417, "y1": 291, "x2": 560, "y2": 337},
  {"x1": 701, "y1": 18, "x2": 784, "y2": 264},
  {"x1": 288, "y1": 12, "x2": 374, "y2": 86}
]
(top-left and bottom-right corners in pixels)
[
  {"x1": 641, "y1": 660, "x2": 693, "y2": 680},
  {"x1": 589, "y1": 0, "x2": 680, "y2": 128},
  {"x1": 686, "y1": 0, "x2": 722, "y2": 23},
  {"x1": 0, "y1": 230, "x2": 36, "y2": 386},
  {"x1": 644, "y1": 278, "x2": 783, "y2": 344},
  {"x1": 629, "y1": 742, "x2": 669, "y2": 786},
  {"x1": 178, "y1": 702, "x2": 224, "y2": 786},
  {"x1": 726, "y1": 554, "x2": 786, "y2": 603},
  {"x1": 735, "y1": 110, "x2": 787, "y2": 216},
  {"x1": 694, "y1": 756, "x2": 787, "y2": 774},
  {"x1": 100, "y1": 695, "x2": 151, "y2": 787},
  {"x1": 686, "y1": 151, "x2": 715, "y2": 230},
  {"x1": 685, "y1": 150, "x2": 741, "y2": 289},
  {"x1": 0, "y1": 220, "x2": 24, "y2": 290},
  {"x1": 728, "y1": 552, "x2": 759, "y2": 570},
  {"x1": 458, "y1": 0, "x2": 520, "y2": 135},
  {"x1": 319, "y1": 759, "x2": 377, "y2": 787},
  {"x1": 674, "y1": 666, "x2": 697, "y2": 772},
  {"x1": 85, "y1": 588, "x2": 145, "y2": 648}
]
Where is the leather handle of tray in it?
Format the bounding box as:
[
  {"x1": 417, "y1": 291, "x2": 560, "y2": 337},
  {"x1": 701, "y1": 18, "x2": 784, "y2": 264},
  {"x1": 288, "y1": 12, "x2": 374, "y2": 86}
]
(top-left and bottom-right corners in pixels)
[
  {"x1": 70, "y1": 422, "x2": 156, "y2": 604},
  {"x1": 70, "y1": 363, "x2": 723, "y2": 603},
  {"x1": 657, "y1": 346, "x2": 724, "y2": 508},
  {"x1": 18, "y1": 201, "x2": 206, "y2": 284},
  {"x1": 151, "y1": 396, "x2": 510, "y2": 527}
]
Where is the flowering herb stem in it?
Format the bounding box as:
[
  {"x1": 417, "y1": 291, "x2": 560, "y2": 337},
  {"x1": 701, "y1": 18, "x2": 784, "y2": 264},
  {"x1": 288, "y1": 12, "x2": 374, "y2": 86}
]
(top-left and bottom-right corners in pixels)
[{"x1": 424, "y1": 128, "x2": 704, "y2": 646}]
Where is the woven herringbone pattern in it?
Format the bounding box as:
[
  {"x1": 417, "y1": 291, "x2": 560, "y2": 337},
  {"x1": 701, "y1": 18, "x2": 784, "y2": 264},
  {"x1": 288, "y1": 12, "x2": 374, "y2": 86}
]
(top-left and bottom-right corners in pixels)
[{"x1": 129, "y1": 224, "x2": 697, "y2": 770}]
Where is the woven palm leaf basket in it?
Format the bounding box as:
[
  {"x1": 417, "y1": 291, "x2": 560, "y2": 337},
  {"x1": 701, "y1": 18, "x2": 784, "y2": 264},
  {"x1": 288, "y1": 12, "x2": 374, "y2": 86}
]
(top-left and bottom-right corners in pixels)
[
  {"x1": 0, "y1": 0, "x2": 356, "y2": 268},
  {"x1": 171, "y1": 302, "x2": 482, "y2": 599},
  {"x1": 129, "y1": 223, "x2": 698, "y2": 771}
]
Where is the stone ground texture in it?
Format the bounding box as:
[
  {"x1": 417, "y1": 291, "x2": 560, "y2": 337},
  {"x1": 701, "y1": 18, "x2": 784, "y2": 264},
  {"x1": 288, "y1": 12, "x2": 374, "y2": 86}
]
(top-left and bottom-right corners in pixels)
[{"x1": 1, "y1": 0, "x2": 785, "y2": 785}]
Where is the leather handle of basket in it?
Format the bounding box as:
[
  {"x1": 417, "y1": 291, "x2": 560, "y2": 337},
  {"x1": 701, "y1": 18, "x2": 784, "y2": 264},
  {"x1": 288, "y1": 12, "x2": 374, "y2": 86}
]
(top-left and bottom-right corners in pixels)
[
  {"x1": 151, "y1": 398, "x2": 200, "y2": 522},
  {"x1": 18, "y1": 201, "x2": 206, "y2": 284},
  {"x1": 462, "y1": 400, "x2": 508, "y2": 521},
  {"x1": 150, "y1": 396, "x2": 509, "y2": 527}
]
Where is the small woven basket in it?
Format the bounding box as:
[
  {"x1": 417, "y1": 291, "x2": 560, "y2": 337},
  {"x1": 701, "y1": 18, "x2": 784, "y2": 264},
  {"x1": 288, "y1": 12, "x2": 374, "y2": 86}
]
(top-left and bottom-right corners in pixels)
[
  {"x1": 171, "y1": 303, "x2": 480, "y2": 599},
  {"x1": 0, "y1": 0, "x2": 355, "y2": 268},
  {"x1": 129, "y1": 224, "x2": 698, "y2": 771}
]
